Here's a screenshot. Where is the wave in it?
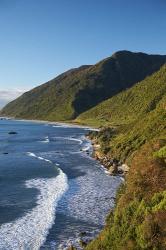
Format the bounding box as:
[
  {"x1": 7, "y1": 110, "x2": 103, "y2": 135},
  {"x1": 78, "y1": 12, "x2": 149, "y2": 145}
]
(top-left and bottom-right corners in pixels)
[
  {"x1": 41, "y1": 136, "x2": 50, "y2": 143},
  {"x1": 81, "y1": 145, "x2": 91, "y2": 152},
  {"x1": 100, "y1": 165, "x2": 110, "y2": 175},
  {"x1": 84, "y1": 128, "x2": 99, "y2": 131},
  {"x1": 52, "y1": 123, "x2": 84, "y2": 129},
  {"x1": 53, "y1": 136, "x2": 83, "y2": 145},
  {"x1": 27, "y1": 152, "x2": 36, "y2": 157},
  {"x1": 57, "y1": 228, "x2": 101, "y2": 250},
  {"x1": 52, "y1": 123, "x2": 99, "y2": 131},
  {"x1": 52, "y1": 124, "x2": 77, "y2": 129},
  {"x1": 27, "y1": 152, "x2": 52, "y2": 164},
  {"x1": 67, "y1": 137, "x2": 83, "y2": 144},
  {"x1": 81, "y1": 141, "x2": 92, "y2": 152},
  {"x1": 0, "y1": 168, "x2": 68, "y2": 250}
]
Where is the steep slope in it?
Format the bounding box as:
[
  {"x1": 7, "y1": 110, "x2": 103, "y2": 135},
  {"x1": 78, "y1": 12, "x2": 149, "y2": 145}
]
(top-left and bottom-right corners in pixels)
[
  {"x1": 85, "y1": 64, "x2": 166, "y2": 161},
  {"x1": 86, "y1": 139, "x2": 166, "y2": 250},
  {"x1": 84, "y1": 66, "x2": 166, "y2": 250},
  {"x1": 77, "y1": 64, "x2": 166, "y2": 127},
  {"x1": 1, "y1": 51, "x2": 166, "y2": 121}
]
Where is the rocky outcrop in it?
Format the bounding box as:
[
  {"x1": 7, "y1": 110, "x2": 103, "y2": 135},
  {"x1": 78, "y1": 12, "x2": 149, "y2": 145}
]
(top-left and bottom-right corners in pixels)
[
  {"x1": 93, "y1": 143, "x2": 129, "y2": 176},
  {"x1": 8, "y1": 131, "x2": 17, "y2": 135}
]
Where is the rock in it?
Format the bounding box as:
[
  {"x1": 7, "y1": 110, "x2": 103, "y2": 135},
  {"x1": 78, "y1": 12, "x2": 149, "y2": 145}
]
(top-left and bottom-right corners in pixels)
[
  {"x1": 8, "y1": 131, "x2": 17, "y2": 135},
  {"x1": 67, "y1": 246, "x2": 77, "y2": 250},
  {"x1": 117, "y1": 168, "x2": 124, "y2": 174},
  {"x1": 79, "y1": 239, "x2": 88, "y2": 247},
  {"x1": 109, "y1": 164, "x2": 119, "y2": 175},
  {"x1": 121, "y1": 164, "x2": 129, "y2": 173},
  {"x1": 79, "y1": 231, "x2": 87, "y2": 237},
  {"x1": 113, "y1": 158, "x2": 119, "y2": 164},
  {"x1": 117, "y1": 164, "x2": 129, "y2": 174}
]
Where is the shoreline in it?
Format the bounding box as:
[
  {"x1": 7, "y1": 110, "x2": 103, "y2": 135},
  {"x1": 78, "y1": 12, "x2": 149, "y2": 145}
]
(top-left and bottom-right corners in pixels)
[
  {"x1": 88, "y1": 135, "x2": 129, "y2": 177},
  {"x1": 65, "y1": 136, "x2": 122, "y2": 250},
  {"x1": 65, "y1": 135, "x2": 125, "y2": 250},
  {"x1": 16, "y1": 118, "x2": 128, "y2": 176},
  {"x1": 1, "y1": 117, "x2": 122, "y2": 250},
  {"x1": 0, "y1": 116, "x2": 99, "y2": 131}
]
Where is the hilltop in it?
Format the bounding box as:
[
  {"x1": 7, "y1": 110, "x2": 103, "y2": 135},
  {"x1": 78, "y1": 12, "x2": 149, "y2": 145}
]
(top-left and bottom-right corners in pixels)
[
  {"x1": 83, "y1": 64, "x2": 166, "y2": 250},
  {"x1": 1, "y1": 51, "x2": 166, "y2": 120},
  {"x1": 1, "y1": 50, "x2": 166, "y2": 250},
  {"x1": 77, "y1": 64, "x2": 166, "y2": 161}
]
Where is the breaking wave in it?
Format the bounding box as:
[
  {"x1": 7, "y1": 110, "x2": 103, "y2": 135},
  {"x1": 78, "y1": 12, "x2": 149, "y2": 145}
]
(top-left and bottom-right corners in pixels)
[
  {"x1": 41, "y1": 136, "x2": 50, "y2": 143},
  {"x1": 0, "y1": 165, "x2": 68, "y2": 250},
  {"x1": 27, "y1": 152, "x2": 52, "y2": 164},
  {"x1": 53, "y1": 136, "x2": 83, "y2": 145}
]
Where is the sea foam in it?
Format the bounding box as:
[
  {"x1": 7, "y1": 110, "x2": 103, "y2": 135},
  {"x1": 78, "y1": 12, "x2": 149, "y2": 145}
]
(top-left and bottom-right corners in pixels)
[
  {"x1": 0, "y1": 168, "x2": 68, "y2": 250},
  {"x1": 27, "y1": 152, "x2": 52, "y2": 164},
  {"x1": 41, "y1": 136, "x2": 50, "y2": 143},
  {"x1": 53, "y1": 136, "x2": 83, "y2": 145}
]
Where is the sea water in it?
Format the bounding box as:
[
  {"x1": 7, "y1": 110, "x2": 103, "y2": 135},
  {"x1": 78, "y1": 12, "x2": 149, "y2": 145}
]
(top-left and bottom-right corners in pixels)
[{"x1": 0, "y1": 120, "x2": 121, "y2": 249}]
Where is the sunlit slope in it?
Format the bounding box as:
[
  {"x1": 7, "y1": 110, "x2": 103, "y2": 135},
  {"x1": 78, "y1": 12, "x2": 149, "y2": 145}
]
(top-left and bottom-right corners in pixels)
[
  {"x1": 85, "y1": 65, "x2": 166, "y2": 250},
  {"x1": 84, "y1": 65, "x2": 166, "y2": 161},
  {"x1": 1, "y1": 51, "x2": 166, "y2": 121},
  {"x1": 77, "y1": 64, "x2": 166, "y2": 127}
]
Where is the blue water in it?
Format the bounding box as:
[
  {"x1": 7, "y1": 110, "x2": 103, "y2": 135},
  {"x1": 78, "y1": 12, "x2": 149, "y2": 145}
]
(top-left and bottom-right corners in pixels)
[{"x1": 0, "y1": 120, "x2": 121, "y2": 249}]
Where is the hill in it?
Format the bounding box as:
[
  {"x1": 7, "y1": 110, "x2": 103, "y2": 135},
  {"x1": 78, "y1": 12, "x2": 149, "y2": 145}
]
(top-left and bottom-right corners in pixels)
[
  {"x1": 83, "y1": 65, "x2": 166, "y2": 250},
  {"x1": 83, "y1": 64, "x2": 166, "y2": 161},
  {"x1": 1, "y1": 51, "x2": 166, "y2": 120},
  {"x1": 1, "y1": 51, "x2": 166, "y2": 249},
  {"x1": 77, "y1": 64, "x2": 166, "y2": 127},
  {"x1": 86, "y1": 139, "x2": 166, "y2": 250}
]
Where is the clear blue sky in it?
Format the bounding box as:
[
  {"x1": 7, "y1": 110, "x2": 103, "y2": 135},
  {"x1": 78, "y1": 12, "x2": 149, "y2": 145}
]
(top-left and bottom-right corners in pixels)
[{"x1": 0, "y1": 0, "x2": 166, "y2": 93}]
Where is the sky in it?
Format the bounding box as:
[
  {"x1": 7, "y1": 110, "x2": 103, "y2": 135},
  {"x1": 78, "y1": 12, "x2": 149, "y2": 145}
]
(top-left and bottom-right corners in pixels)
[{"x1": 0, "y1": 0, "x2": 166, "y2": 107}]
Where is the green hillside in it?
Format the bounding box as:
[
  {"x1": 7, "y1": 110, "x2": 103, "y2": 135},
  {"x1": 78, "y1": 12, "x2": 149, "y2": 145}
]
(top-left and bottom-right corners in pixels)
[
  {"x1": 1, "y1": 51, "x2": 166, "y2": 250},
  {"x1": 82, "y1": 65, "x2": 166, "y2": 162},
  {"x1": 86, "y1": 139, "x2": 166, "y2": 250},
  {"x1": 84, "y1": 66, "x2": 166, "y2": 250},
  {"x1": 77, "y1": 64, "x2": 166, "y2": 127},
  {"x1": 1, "y1": 51, "x2": 166, "y2": 120}
]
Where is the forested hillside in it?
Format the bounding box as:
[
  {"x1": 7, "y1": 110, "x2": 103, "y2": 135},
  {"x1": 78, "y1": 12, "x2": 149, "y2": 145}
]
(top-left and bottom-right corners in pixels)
[
  {"x1": 1, "y1": 51, "x2": 166, "y2": 250},
  {"x1": 1, "y1": 51, "x2": 166, "y2": 121},
  {"x1": 78, "y1": 64, "x2": 166, "y2": 161},
  {"x1": 85, "y1": 65, "x2": 166, "y2": 250}
]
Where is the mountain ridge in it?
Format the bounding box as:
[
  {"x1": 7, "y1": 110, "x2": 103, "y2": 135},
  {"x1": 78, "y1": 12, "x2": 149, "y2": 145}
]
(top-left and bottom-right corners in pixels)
[
  {"x1": 1, "y1": 50, "x2": 166, "y2": 250},
  {"x1": 1, "y1": 50, "x2": 166, "y2": 120},
  {"x1": 83, "y1": 60, "x2": 166, "y2": 250}
]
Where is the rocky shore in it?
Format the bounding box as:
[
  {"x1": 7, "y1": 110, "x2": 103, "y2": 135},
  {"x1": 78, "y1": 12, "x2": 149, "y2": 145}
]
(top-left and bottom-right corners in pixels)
[
  {"x1": 91, "y1": 139, "x2": 129, "y2": 176},
  {"x1": 66, "y1": 135, "x2": 128, "y2": 250}
]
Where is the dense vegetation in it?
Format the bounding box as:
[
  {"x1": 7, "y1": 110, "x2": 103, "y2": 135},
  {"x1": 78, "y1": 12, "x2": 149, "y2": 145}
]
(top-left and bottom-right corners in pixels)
[
  {"x1": 84, "y1": 65, "x2": 166, "y2": 249},
  {"x1": 77, "y1": 64, "x2": 166, "y2": 126},
  {"x1": 1, "y1": 51, "x2": 166, "y2": 121},
  {"x1": 80, "y1": 65, "x2": 166, "y2": 162},
  {"x1": 86, "y1": 140, "x2": 166, "y2": 250},
  {"x1": 1, "y1": 51, "x2": 166, "y2": 249}
]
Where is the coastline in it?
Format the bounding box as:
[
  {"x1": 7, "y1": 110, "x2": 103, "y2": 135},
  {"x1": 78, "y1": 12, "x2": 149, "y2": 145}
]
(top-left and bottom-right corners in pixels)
[
  {"x1": 65, "y1": 135, "x2": 123, "y2": 250},
  {"x1": 87, "y1": 135, "x2": 129, "y2": 177},
  {"x1": 0, "y1": 117, "x2": 123, "y2": 250},
  {"x1": 0, "y1": 116, "x2": 99, "y2": 131},
  {"x1": 0, "y1": 116, "x2": 128, "y2": 176}
]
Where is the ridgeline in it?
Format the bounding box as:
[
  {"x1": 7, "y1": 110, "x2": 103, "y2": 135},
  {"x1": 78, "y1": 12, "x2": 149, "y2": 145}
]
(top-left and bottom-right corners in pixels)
[
  {"x1": 1, "y1": 51, "x2": 166, "y2": 121},
  {"x1": 84, "y1": 63, "x2": 166, "y2": 250},
  {"x1": 1, "y1": 51, "x2": 166, "y2": 250}
]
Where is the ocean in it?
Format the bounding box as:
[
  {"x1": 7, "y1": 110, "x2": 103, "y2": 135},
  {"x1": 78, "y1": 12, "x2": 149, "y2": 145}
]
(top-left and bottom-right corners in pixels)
[{"x1": 0, "y1": 119, "x2": 122, "y2": 249}]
